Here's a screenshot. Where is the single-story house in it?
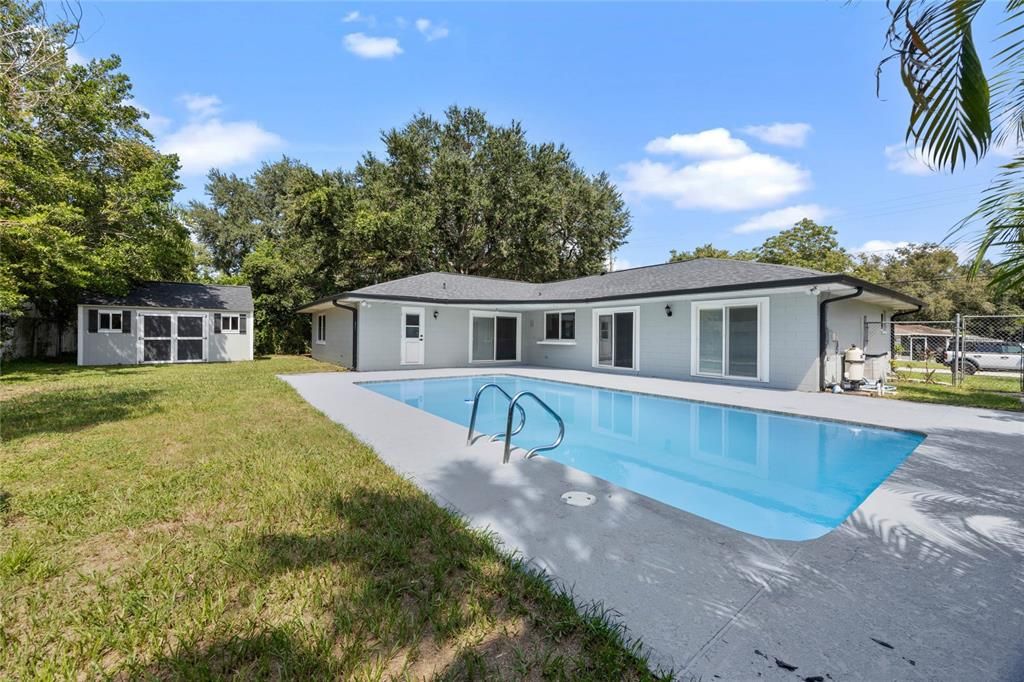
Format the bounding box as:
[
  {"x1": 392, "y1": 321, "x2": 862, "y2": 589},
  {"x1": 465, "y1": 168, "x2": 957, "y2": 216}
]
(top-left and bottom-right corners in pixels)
[
  {"x1": 298, "y1": 259, "x2": 922, "y2": 392},
  {"x1": 892, "y1": 322, "x2": 953, "y2": 361},
  {"x1": 77, "y1": 281, "x2": 254, "y2": 366}
]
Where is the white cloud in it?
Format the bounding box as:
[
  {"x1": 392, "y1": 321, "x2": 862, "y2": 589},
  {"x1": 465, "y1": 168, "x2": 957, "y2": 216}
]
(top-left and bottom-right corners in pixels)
[
  {"x1": 610, "y1": 257, "x2": 633, "y2": 271},
  {"x1": 415, "y1": 18, "x2": 449, "y2": 41},
  {"x1": 732, "y1": 204, "x2": 829, "y2": 234},
  {"x1": 137, "y1": 105, "x2": 172, "y2": 136},
  {"x1": 622, "y1": 153, "x2": 810, "y2": 211},
  {"x1": 162, "y1": 119, "x2": 283, "y2": 176},
  {"x1": 884, "y1": 143, "x2": 934, "y2": 175},
  {"x1": 853, "y1": 239, "x2": 910, "y2": 255},
  {"x1": 741, "y1": 122, "x2": 812, "y2": 148},
  {"x1": 66, "y1": 45, "x2": 87, "y2": 66},
  {"x1": 342, "y1": 10, "x2": 376, "y2": 26},
  {"x1": 178, "y1": 93, "x2": 222, "y2": 119},
  {"x1": 644, "y1": 128, "x2": 750, "y2": 158},
  {"x1": 343, "y1": 32, "x2": 402, "y2": 59}
]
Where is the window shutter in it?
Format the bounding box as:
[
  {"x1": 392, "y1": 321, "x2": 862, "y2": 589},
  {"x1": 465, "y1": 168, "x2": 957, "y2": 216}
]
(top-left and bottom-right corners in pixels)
[
  {"x1": 214, "y1": 313, "x2": 221, "y2": 334},
  {"x1": 87, "y1": 309, "x2": 98, "y2": 333},
  {"x1": 239, "y1": 313, "x2": 247, "y2": 335},
  {"x1": 122, "y1": 310, "x2": 132, "y2": 333}
]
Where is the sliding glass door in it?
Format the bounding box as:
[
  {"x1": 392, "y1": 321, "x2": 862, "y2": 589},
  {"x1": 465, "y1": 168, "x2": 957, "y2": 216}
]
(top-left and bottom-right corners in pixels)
[
  {"x1": 593, "y1": 308, "x2": 638, "y2": 370},
  {"x1": 692, "y1": 298, "x2": 768, "y2": 382},
  {"x1": 469, "y1": 312, "x2": 521, "y2": 362}
]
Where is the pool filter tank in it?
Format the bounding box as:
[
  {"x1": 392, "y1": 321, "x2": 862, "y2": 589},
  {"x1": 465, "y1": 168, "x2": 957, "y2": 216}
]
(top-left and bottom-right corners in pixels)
[{"x1": 843, "y1": 344, "x2": 865, "y2": 383}]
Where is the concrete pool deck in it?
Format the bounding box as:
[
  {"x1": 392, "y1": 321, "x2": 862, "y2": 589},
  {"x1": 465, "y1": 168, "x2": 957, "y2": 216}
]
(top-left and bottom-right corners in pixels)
[{"x1": 281, "y1": 367, "x2": 1024, "y2": 680}]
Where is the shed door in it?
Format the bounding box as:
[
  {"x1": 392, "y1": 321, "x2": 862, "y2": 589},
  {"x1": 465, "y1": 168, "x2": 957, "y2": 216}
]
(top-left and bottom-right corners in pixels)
[
  {"x1": 141, "y1": 314, "x2": 173, "y2": 363},
  {"x1": 176, "y1": 314, "x2": 207, "y2": 362}
]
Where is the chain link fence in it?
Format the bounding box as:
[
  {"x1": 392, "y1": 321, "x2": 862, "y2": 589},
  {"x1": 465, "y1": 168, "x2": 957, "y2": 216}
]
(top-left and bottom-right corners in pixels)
[
  {"x1": 864, "y1": 314, "x2": 1024, "y2": 407},
  {"x1": 952, "y1": 315, "x2": 1024, "y2": 394}
]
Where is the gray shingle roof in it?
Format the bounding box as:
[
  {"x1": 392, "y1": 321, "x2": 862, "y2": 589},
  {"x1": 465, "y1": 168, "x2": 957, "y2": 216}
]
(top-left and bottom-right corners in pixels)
[
  {"x1": 347, "y1": 259, "x2": 831, "y2": 303},
  {"x1": 81, "y1": 282, "x2": 253, "y2": 311}
]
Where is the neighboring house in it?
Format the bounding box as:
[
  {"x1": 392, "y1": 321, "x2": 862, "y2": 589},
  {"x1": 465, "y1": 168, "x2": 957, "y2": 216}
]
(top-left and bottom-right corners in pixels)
[
  {"x1": 298, "y1": 259, "x2": 921, "y2": 392},
  {"x1": 77, "y1": 282, "x2": 254, "y2": 366},
  {"x1": 893, "y1": 323, "x2": 954, "y2": 361}
]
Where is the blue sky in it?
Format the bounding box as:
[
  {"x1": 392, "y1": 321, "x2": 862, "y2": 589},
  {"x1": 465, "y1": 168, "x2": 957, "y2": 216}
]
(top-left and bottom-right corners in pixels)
[{"x1": 70, "y1": 2, "x2": 1010, "y2": 269}]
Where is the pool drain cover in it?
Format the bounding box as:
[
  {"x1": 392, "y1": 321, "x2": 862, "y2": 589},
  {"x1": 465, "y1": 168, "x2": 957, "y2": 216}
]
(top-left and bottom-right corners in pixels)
[{"x1": 561, "y1": 491, "x2": 596, "y2": 507}]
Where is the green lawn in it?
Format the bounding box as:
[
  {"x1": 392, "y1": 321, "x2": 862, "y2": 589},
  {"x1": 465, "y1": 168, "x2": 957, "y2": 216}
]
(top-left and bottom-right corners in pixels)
[
  {"x1": 888, "y1": 375, "x2": 1023, "y2": 411},
  {"x1": 0, "y1": 357, "x2": 664, "y2": 680}
]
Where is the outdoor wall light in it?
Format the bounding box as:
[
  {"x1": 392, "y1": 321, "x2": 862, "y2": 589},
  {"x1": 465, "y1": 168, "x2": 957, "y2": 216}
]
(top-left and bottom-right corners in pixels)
[
  {"x1": 665, "y1": 304, "x2": 673, "y2": 317},
  {"x1": 433, "y1": 310, "x2": 439, "y2": 319}
]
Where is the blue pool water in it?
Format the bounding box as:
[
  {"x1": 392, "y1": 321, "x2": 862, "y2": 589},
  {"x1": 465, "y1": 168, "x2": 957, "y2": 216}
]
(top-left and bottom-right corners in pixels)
[{"x1": 360, "y1": 375, "x2": 924, "y2": 541}]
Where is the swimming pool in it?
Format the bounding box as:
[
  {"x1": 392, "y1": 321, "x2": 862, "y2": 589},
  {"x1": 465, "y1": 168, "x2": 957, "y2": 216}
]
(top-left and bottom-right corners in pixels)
[{"x1": 359, "y1": 375, "x2": 924, "y2": 541}]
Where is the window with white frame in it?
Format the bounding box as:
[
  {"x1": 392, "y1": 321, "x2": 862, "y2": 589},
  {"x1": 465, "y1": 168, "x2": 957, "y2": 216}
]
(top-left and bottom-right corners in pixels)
[
  {"x1": 222, "y1": 314, "x2": 240, "y2": 333},
  {"x1": 691, "y1": 297, "x2": 769, "y2": 382},
  {"x1": 315, "y1": 314, "x2": 327, "y2": 344},
  {"x1": 98, "y1": 310, "x2": 123, "y2": 332},
  {"x1": 542, "y1": 311, "x2": 575, "y2": 342}
]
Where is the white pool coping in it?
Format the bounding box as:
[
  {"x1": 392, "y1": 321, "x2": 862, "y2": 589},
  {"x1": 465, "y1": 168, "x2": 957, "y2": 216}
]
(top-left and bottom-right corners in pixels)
[{"x1": 281, "y1": 366, "x2": 1024, "y2": 680}]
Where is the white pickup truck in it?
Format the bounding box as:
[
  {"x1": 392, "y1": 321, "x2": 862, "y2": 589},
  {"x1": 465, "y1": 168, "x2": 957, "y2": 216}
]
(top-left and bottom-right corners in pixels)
[{"x1": 944, "y1": 339, "x2": 1024, "y2": 374}]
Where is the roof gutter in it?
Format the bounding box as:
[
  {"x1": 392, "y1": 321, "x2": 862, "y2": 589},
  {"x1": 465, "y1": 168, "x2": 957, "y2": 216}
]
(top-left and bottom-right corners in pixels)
[
  {"x1": 331, "y1": 299, "x2": 358, "y2": 370},
  {"x1": 819, "y1": 286, "x2": 863, "y2": 391}
]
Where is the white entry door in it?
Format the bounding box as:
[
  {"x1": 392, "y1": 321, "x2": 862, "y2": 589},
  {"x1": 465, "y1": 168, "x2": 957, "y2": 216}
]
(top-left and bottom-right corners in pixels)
[{"x1": 401, "y1": 306, "x2": 425, "y2": 365}]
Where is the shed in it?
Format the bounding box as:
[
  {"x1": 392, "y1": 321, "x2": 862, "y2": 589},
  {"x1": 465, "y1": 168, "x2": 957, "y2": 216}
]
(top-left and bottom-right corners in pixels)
[{"x1": 77, "y1": 282, "x2": 254, "y2": 366}]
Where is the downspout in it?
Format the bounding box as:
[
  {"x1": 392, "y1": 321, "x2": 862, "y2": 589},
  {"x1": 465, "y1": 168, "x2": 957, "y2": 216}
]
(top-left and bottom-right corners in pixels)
[
  {"x1": 888, "y1": 302, "x2": 923, "y2": 367},
  {"x1": 331, "y1": 299, "x2": 359, "y2": 370},
  {"x1": 818, "y1": 287, "x2": 863, "y2": 391}
]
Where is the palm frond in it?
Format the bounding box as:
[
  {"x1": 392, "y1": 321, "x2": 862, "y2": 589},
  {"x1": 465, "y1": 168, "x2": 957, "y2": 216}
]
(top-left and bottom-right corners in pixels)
[
  {"x1": 952, "y1": 153, "x2": 1024, "y2": 294},
  {"x1": 886, "y1": 0, "x2": 992, "y2": 170},
  {"x1": 988, "y1": 5, "x2": 1024, "y2": 149}
]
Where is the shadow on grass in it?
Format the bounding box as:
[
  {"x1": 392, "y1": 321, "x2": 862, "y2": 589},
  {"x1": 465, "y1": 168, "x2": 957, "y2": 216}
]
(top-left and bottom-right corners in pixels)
[
  {"x1": 1, "y1": 361, "x2": 152, "y2": 384},
  {"x1": 1, "y1": 386, "x2": 163, "y2": 440},
  {"x1": 136, "y1": 627, "x2": 340, "y2": 679},
  {"x1": 238, "y1": 487, "x2": 659, "y2": 679}
]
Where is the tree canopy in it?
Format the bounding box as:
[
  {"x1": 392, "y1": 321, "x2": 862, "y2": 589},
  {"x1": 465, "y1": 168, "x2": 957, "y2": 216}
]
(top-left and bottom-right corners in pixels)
[
  {"x1": 669, "y1": 220, "x2": 1024, "y2": 320},
  {"x1": 187, "y1": 107, "x2": 632, "y2": 354},
  {"x1": 0, "y1": 0, "x2": 193, "y2": 338}
]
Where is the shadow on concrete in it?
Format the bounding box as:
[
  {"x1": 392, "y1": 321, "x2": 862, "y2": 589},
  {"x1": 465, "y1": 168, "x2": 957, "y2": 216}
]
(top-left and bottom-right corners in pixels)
[{"x1": 846, "y1": 425, "x2": 1024, "y2": 572}]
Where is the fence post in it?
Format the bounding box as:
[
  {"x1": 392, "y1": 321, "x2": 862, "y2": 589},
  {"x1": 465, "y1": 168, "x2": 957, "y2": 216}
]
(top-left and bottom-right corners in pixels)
[{"x1": 953, "y1": 313, "x2": 961, "y2": 388}]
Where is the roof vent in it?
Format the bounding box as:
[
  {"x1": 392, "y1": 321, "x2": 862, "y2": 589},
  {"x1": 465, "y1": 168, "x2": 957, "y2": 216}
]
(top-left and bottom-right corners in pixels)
[{"x1": 442, "y1": 281, "x2": 447, "y2": 289}]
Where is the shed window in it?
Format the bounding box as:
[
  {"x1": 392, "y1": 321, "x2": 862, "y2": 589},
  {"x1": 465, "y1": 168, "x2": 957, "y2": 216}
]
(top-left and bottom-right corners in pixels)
[
  {"x1": 99, "y1": 311, "x2": 123, "y2": 332},
  {"x1": 316, "y1": 314, "x2": 327, "y2": 344},
  {"x1": 222, "y1": 314, "x2": 240, "y2": 333},
  {"x1": 543, "y1": 311, "x2": 575, "y2": 341}
]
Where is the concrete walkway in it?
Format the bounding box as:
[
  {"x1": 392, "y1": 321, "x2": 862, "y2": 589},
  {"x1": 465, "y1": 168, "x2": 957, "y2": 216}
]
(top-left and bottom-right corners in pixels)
[{"x1": 281, "y1": 367, "x2": 1024, "y2": 680}]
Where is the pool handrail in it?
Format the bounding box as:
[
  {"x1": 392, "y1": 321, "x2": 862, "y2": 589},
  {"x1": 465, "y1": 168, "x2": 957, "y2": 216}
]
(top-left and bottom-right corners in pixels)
[
  {"x1": 466, "y1": 382, "x2": 527, "y2": 446},
  {"x1": 502, "y1": 391, "x2": 565, "y2": 464}
]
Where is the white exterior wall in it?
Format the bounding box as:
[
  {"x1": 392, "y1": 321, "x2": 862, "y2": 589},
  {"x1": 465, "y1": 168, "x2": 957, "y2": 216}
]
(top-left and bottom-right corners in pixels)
[
  {"x1": 523, "y1": 291, "x2": 820, "y2": 391},
  {"x1": 77, "y1": 305, "x2": 254, "y2": 366},
  {"x1": 342, "y1": 291, "x2": 825, "y2": 391},
  {"x1": 822, "y1": 298, "x2": 893, "y2": 384},
  {"x1": 311, "y1": 307, "x2": 355, "y2": 368},
  {"x1": 356, "y1": 302, "x2": 523, "y2": 371}
]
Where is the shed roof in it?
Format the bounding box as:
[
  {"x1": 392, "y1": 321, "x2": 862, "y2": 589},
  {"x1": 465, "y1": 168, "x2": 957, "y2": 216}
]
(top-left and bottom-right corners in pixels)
[{"x1": 81, "y1": 282, "x2": 253, "y2": 311}]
